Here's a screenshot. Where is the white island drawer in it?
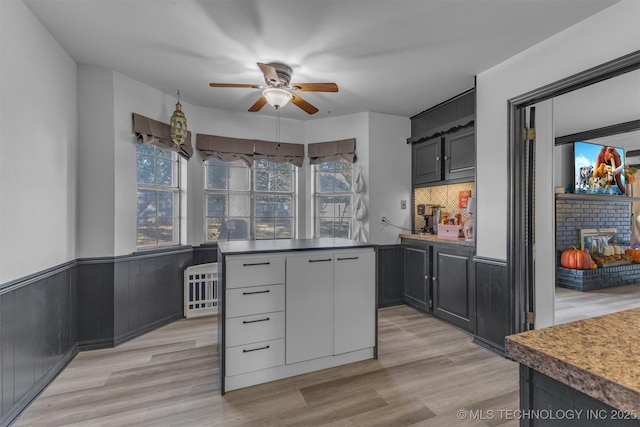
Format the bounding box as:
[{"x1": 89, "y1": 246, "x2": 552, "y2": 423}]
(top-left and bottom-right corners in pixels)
[
  {"x1": 225, "y1": 338, "x2": 284, "y2": 377},
  {"x1": 225, "y1": 311, "x2": 285, "y2": 348},
  {"x1": 226, "y1": 255, "x2": 285, "y2": 289},
  {"x1": 226, "y1": 284, "x2": 285, "y2": 318}
]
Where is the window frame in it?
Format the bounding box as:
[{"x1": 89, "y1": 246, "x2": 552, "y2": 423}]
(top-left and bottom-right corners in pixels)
[
  {"x1": 204, "y1": 158, "x2": 297, "y2": 242},
  {"x1": 136, "y1": 144, "x2": 181, "y2": 249},
  {"x1": 313, "y1": 158, "x2": 354, "y2": 239}
]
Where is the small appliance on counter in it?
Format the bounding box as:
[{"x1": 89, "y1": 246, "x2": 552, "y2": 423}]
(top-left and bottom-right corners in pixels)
[{"x1": 417, "y1": 204, "x2": 442, "y2": 234}]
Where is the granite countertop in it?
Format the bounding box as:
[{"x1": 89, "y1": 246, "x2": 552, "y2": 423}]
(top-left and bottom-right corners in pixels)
[
  {"x1": 217, "y1": 238, "x2": 376, "y2": 256},
  {"x1": 399, "y1": 233, "x2": 475, "y2": 247},
  {"x1": 505, "y1": 308, "x2": 640, "y2": 413}
]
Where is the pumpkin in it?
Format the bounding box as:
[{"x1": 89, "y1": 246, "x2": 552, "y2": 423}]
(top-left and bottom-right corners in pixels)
[{"x1": 560, "y1": 247, "x2": 592, "y2": 270}]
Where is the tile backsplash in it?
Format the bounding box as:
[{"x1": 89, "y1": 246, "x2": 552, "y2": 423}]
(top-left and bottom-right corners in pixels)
[{"x1": 414, "y1": 182, "x2": 475, "y2": 232}]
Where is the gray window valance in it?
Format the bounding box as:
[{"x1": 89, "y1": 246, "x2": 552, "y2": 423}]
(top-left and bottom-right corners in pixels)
[
  {"x1": 308, "y1": 138, "x2": 357, "y2": 164},
  {"x1": 132, "y1": 113, "x2": 193, "y2": 160},
  {"x1": 196, "y1": 134, "x2": 254, "y2": 166},
  {"x1": 196, "y1": 134, "x2": 304, "y2": 167},
  {"x1": 254, "y1": 139, "x2": 304, "y2": 167}
]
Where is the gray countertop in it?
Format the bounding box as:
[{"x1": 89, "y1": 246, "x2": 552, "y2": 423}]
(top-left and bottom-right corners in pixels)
[{"x1": 217, "y1": 238, "x2": 376, "y2": 256}]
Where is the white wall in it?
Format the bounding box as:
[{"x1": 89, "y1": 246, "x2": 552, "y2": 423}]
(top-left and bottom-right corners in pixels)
[
  {"x1": 0, "y1": 0, "x2": 77, "y2": 283},
  {"x1": 77, "y1": 65, "x2": 116, "y2": 257},
  {"x1": 475, "y1": 0, "x2": 640, "y2": 260},
  {"x1": 368, "y1": 112, "x2": 412, "y2": 244},
  {"x1": 554, "y1": 69, "x2": 640, "y2": 137}
]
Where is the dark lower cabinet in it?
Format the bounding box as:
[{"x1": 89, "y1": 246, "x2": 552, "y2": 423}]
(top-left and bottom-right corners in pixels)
[
  {"x1": 401, "y1": 238, "x2": 475, "y2": 334},
  {"x1": 433, "y1": 245, "x2": 475, "y2": 332},
  {"x1": 519, "y1": 366, "x2": 640, "y2": 427},
  {"x1": 402, "y1": 243, "x2": 430, "y2": 312}
]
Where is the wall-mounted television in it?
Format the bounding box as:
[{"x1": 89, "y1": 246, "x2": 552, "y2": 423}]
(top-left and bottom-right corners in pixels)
[{"x1": 574, "y1": 141, "x2": 626, "y2": 195}]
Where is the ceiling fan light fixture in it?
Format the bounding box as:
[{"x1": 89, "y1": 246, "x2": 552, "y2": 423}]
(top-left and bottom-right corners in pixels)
[{"x1": 262, "y1": 88, "x2": 293, "y2": 109}]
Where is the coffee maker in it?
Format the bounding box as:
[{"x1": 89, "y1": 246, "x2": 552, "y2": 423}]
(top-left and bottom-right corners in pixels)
[{"x1": 417, "y1": 204, "x2": 441, "y2": 234}]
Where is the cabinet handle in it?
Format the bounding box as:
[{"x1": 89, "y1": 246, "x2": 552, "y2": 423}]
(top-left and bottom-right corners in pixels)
[
  {"x1": 242, "y1": 345, "x2": 270, "y2": 353},
  {"x1": 436, "y1": 156, "x2": 440, "y2": 161},
  {"x1": 433, "y1": 276, "x2": 438, "y2": 281},
  {"x1": 242, "y1": 289, "x2": 270, "y2": 295},
  {"x1": 444, "y1": 155, "x2": 448, "y2": 160},
  {"x1": 337, "y1": 256, "x2": 359, "y2": 261},
  {"x1": 243, "y1": 317, "x2": 270, "y2": 324},
  {"x1": 309, "y1": 259, "x2": 332, "y2": 263},
  {"x1": 243, "y1": 262, "x2": 271, "y2": 267}
]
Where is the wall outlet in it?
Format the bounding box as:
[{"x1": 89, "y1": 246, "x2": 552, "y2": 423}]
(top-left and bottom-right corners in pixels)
[
  {"x1": 401, "y1": 200, "x2": 407, "y2": 209},
  {"x1": 380, "y1": 214, "x2": 388, "y2": 225}
]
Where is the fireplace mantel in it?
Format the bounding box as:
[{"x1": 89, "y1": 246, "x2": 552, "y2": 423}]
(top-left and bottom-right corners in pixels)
[{"x1": 556, "y1": 193, "x2": 640, "y2": 203}]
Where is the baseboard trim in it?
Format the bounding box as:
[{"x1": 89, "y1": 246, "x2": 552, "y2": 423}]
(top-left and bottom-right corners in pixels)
[
  {"x1": 473, "y1": 336, "x2": 505, "y2": 357},
  {"x1": 113, "y1": 313, "x2": 184, "y2": 347},
  {"x1": 0, "y1": 345, "x2": 79, "y2": 427},
  {"x1": 77, "y1": 337, "x2": 116, "y2": 351}
]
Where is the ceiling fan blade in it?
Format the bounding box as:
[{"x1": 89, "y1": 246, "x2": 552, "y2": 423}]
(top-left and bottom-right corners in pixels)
[
  {"x1": 257, "y1": 62, "x2": 280, "y2": 85},
  {"x1": 291, "y1": 94, "x2": 319, "y2": 115},
  {"x1": 209, "y1": 83, "x2": 262, "y2": 89},
  {"x1": 248, "y1": 96, "x2": 268, "y2": 112},
  {"x1": 290, "y1": 82, "x2": 339, "y2": 92}
]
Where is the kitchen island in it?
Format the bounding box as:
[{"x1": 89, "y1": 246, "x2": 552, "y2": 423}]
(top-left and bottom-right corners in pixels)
[
  {"x1": 217, "y1": 238, "x2": 377, "y2": 394},
  {"x1": 506, "y1": 308, "x2": 640, "y2": 426}
]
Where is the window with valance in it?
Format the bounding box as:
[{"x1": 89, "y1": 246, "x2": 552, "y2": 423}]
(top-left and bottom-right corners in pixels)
[
  {"x1": 195, "y1": 134, "x2": 304, "y2": 167},
  {"x1": 308, "y1": 138, "x2": 357, "y2": 164}
]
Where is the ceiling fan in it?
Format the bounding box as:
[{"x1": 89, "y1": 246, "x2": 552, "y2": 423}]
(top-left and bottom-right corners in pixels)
[{"x1": 209, "y1": 62, "x2": 338, "y2": 115}]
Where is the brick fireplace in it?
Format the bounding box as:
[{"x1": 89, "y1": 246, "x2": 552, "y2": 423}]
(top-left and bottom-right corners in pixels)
[{"x1": 555, "y1": 197, "x2": 638, "y2": 291}]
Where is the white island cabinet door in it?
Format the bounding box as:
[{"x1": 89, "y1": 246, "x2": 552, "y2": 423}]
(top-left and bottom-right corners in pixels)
[
  {"x1": 285, "y1": 252, "x2": 334, "y2": 364},
  {"x1": 334, "y1": 249, "x2": 376, "y2": 355}
]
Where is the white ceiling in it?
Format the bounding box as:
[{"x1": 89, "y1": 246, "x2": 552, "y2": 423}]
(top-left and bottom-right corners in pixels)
[{"x1": 24, "y1": 0, "x2": 619, "y2": 120}]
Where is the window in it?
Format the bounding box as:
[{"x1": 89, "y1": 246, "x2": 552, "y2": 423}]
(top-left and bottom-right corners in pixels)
[
  {"x1": 314, "y1": 159, "x2": 353, "y2": 238},
  {"x1": 205, "y1": 158, "x2": 296, "y2": 241},
  {"x1": 136, "y1": 144, "x2": 180, "y2": 248}
]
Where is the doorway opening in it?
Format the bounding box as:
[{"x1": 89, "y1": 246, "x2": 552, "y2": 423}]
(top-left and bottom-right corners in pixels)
[{"x1": 508, "y1": 51, "x2": 640, "y2": 332}]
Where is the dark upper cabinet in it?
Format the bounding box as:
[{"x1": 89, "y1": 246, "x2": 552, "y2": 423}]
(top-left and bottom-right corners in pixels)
[
  {"x1": 444, "y1": 128, "x2": 475, "y2": 181},
  {"x1": 412, "y1": 138, "x2": 443, "y2": 185},
  {"x1": 410, "y1": 89, "x2": 475, "y2": 186},
  {"x1": 402, "y1": 243, "x2": 430, "y2": 312},
  {"x1": 432, "y1": 245, "x2": 475, "y2": 333},
  {"x1": 410, "y1": 89, "x2": 475, "y2": 142}
]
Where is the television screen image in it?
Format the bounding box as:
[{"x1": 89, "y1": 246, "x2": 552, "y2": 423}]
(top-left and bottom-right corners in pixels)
[{"x1": 574, "y1": 141, "x2": 626, "y2": 195}]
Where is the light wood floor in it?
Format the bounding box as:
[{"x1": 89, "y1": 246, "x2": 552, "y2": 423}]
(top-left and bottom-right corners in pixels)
[
  {"x1": 15, "y1": 305, "x2": 519, "y2": 427},
  {"x1": 555, "y1": 283, "x2": 640, "y2": 324}
]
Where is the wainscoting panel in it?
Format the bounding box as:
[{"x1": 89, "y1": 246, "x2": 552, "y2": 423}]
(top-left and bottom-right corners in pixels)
[
  {"x1": 0, "y1": 246, "x2": 196, "y2": 425},
  {"x1": 473, "y1": 257, "x2": 510, "y2": 355},
  {"x1": 192, "y1": 245, "x2": 218, "y2": 265},
  {"x1": 0, "y1": 264, "x2": 78, "y2": 426},
  {"x1": 377, "y1": 245, "x2": 403, "y2": 307},
  {"x1": 112, "y1": 249, "x2": 192, "y2": 346},
  {"x1": 77, "y1": 261, "x2": 115, "y2": 349}
]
